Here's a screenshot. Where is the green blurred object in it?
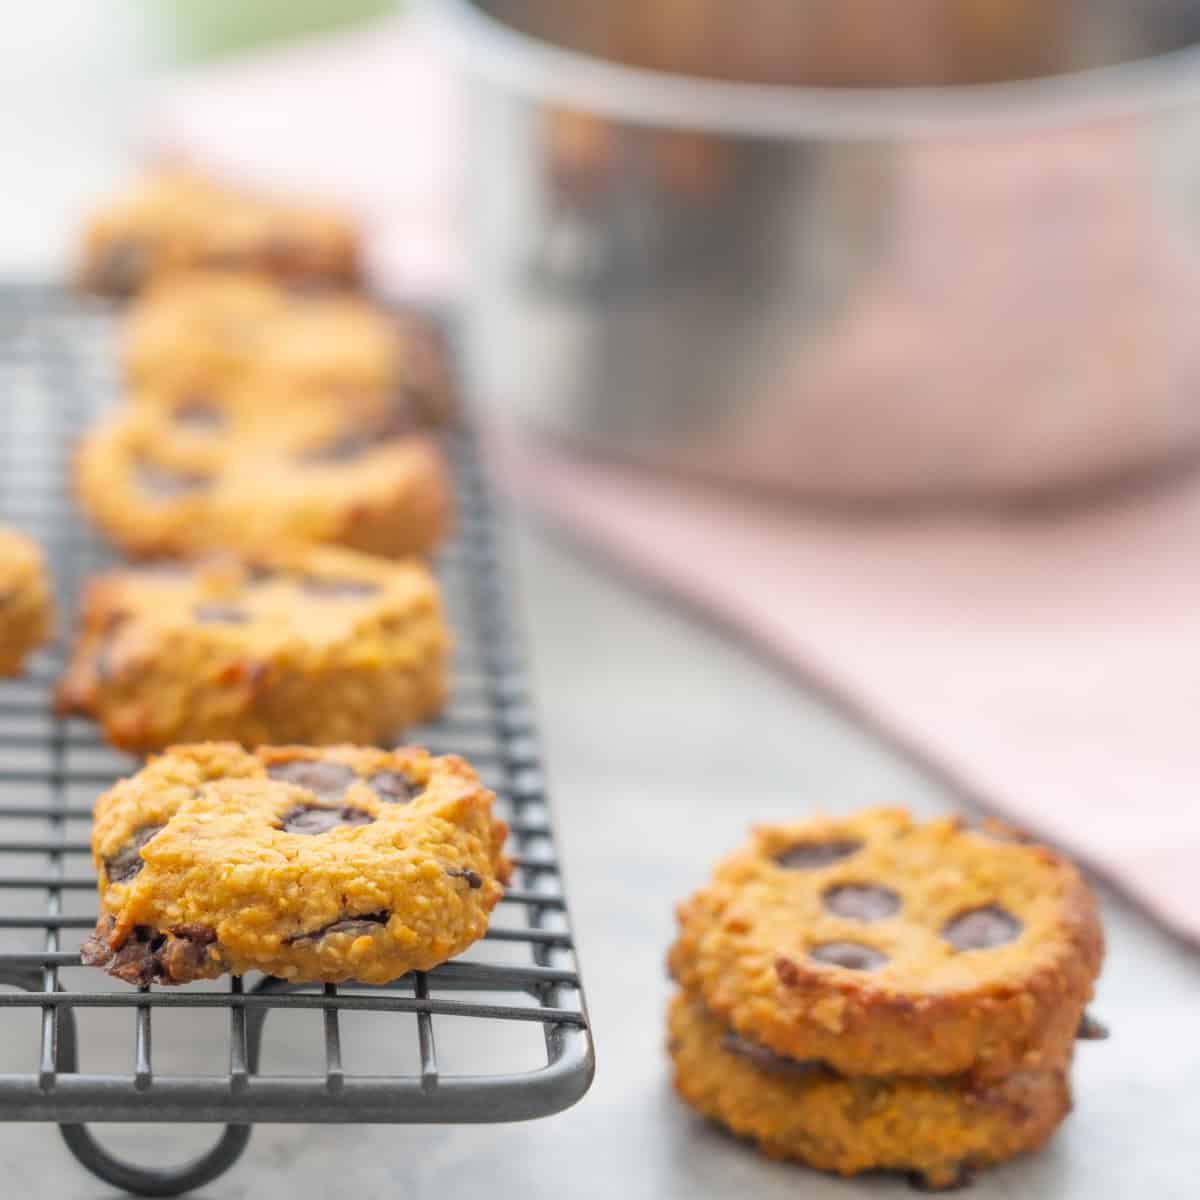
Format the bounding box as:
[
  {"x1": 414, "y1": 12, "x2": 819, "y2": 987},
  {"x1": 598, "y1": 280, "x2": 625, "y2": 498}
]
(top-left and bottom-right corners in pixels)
[{"x1": 149, "y1": 0, "x2": 399, "y2": 64}]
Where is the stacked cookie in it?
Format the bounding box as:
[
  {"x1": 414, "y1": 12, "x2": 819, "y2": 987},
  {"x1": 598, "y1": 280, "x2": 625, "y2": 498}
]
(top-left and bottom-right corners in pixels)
[
  {"x1": 60, "y1": 174, "x2": 510, "y2": 987},
  {"x1": 667, "y1": 808, "x2": 1105, "y2": 1189}
]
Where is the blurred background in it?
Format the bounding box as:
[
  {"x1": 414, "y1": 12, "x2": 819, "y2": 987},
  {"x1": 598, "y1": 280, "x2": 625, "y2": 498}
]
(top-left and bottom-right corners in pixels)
[{"x1": 3, "y1": 2, "x2": 1200, "y2": 1197}]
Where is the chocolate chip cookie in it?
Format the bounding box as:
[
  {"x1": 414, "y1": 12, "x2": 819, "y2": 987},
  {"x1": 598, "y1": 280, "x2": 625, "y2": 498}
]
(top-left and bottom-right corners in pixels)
[
  {"x1": 120, "y1": 272, "x2": 444, "y2": 417},
  {"x1": 668, "y1": 990, "x2": 1072, "y2": 1191},
  {"x1": 668, "y1": 808, "x2": 1103, "y2": 1080},
  {"x1": 73, "y1": 403, "x2": 451, "y2": 559},
  {"x1": 78, "y1": 171, "x2": 359, "y2": 296},
  {"x1": 56, "y1": 545, "x2": 448, "y2": 752},
  {"x1": 81, "y1": 743, "x2": 510, "y2": 985},
  {"x1": 0, "y1": 528, "x2": 52, "y2": 675}
]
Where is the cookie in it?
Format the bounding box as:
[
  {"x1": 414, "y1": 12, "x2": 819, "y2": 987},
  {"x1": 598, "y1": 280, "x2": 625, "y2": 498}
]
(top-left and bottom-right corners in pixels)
[
  {"x1": 80, "y1": 743, "x2": 510, "y2": 985},
  {"x1": 668, "y1": 990, "x2": 1071, "y2": 1190},
  {"x1": 0, "y1": 528, "x2": 53, "y2": 675},
  {"x1": 74, "y1": 403, "x2": 451, "y2": 559},
  {"x1": 56, "y1": 545, "x2": 448, "y2": 752},
  {"x1": 668, "y1": 808, "x2": 1103, "y2": 1080},
  {"x1": 125, "y1": 368, "x2": 447, "y2": 464},
  {"x1": 120, "y1": 273, "x2": 446, "y2": 419},
  {"x1": 78, "y1": 172, "x2": 359, "y2": 296}
]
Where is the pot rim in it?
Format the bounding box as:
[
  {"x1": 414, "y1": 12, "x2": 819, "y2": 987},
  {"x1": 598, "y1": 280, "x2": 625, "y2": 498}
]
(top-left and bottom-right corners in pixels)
[{"x1": 434, "y1": 0, "x2": 1200, "y2": 138}]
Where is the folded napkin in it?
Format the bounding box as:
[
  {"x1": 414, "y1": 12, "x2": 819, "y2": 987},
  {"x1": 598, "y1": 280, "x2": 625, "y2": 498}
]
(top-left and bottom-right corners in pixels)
[{"x1": 148, "y1": 13, "x2": 1200, "y2": 947}]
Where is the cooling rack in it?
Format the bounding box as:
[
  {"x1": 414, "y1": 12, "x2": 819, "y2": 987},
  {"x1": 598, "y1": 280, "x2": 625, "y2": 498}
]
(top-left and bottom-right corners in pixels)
[{"x1": 0, "y1": 285, "x2": 593, "y2": 1196}]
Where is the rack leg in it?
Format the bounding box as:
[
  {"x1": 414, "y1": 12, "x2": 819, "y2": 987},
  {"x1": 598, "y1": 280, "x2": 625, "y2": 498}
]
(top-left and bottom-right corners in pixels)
[
  {"x1": 58, "y1": 1123, "x2": 253, "y2": 1197},
  {"x1": 45, "y1": 977, "x2": 265, "y2": 1197}
]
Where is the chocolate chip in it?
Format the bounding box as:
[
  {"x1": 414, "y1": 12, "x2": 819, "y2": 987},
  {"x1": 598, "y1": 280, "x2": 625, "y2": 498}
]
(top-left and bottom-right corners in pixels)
[
  {"x1": 286, "y1": 910, "x2": 389, "y2": 943},
  {"x1": 267, "y1": 759, "x2": 356, "y2": 800},
  {"x1": 808, "y1": 941, "x2": 888, "y2": 971},
  {"x1": 822, "y1": 883, "x2": 901, "y2": 922},
  {"x1": 907, "y1": 1164, "x2": 976, "y2": 1192},
  {"x1": 134, "y1": 561, "x2": 192, "y2": 581},
  {"x1": 245, "y1": 563, "x2": 278, "y2": 584},
  {"x1": 156, "y1": 932, "x2": 217, "y2": 981},
  {"x1": 94, "y1": 237, "x2": 149, "y2": 296},
  {"x1": 172, "y1": 397, "x2": 225, "y2": 432},
  {"x1": 368, "y1": 769, "x2": 414, "y2": 803},
  {"x1": 192, "y1": 603, "x2": 250, "y2": 625},
  {"x1": 104, "y1": 824, "x2": 165, "y2": 884},
  {"x1": 259, "y1": 235, "x2": 314, "y2": 277},
  {"x1": 720, "y1": 1031, "x2": 825, "y2": 1077},
  {"x1": 172, "y1": 923, "x2": 218, "y2": 944},
  {"x1": 102, "y1": 925, "x2": 161, "y2": 988},
  {"x1": 79, "y1": 915, "x2": 220, "y2": 986},
  {"x1": 300, "y1": 576, "x2": 382, "y2": 599},
  {"x1": 445, "y1": 866, "x2": 483, "y2": 889},
  {"x1": 1077, "y1": 1012, "x2": 1110, "y2": 1040},
  {"x1": 299, "y1": 431, "x2": 376, "y2": 465},
  {"x1": 299, "y1": 412, "x2": 413, "y2": 465},
  {"x1": 136, "y1": 459, "x2": 212, "y2": 500},
  {"x1": 774, "y1": 839, "x2": 863, "y2": 870},
  {"x1": 278, "y1": 804, "x2": 373, "y2": 835},
  {"x1": 942, "y1": 905, "x2": 1022, "y2": 952}
]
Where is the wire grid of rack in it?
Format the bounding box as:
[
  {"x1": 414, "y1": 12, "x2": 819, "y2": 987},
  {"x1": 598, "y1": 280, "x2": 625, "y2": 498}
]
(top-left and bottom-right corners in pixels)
[{"x1": 0, "y1": 286, "x2": 593, "y2": 1195}]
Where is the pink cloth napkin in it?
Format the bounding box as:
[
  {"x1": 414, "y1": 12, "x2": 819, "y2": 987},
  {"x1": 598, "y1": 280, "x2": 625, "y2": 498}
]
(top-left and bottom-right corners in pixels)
[{"x1": 147, "y1": 15, "x2": 1200, "y2": 946}]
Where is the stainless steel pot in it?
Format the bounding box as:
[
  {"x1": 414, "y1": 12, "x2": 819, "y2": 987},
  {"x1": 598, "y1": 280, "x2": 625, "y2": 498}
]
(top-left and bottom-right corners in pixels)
[{"x1": 440, "y1": 0, "x2": 1200, "y2": 503}]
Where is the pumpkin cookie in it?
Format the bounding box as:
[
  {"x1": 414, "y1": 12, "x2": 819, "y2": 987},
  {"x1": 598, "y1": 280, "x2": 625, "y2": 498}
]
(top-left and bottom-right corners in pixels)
[
  {"x1": 56, "y1": 545, "x2": 448, "y2": 752},
  {"x1": 668, "y1": 809, "x2": 1103, "y2": 1080},
  {"x1": 80, "y1": 743, "x2": 509, "y2": 985},
  {"x1": 74, "y1": 403, "x2": 451, "y2": 559},
  {"x1": 668, "y1": 990, "x2": 1072, "y2": 1191},
  {"x1": 78, "y1": 171, "x2": 359, "y2": 296},
  {"x1": 0, "y1": 528, "x2": 53, "y2": 675},
  {"x1": 120, "y1": 272, "x2": 448, "y2": 420}
]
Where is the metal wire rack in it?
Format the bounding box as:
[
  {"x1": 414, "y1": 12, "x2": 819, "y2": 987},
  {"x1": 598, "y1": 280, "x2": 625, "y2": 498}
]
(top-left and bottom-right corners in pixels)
[{"x1": 0, "y1": 285, "x2": 593, "y2": 1196}]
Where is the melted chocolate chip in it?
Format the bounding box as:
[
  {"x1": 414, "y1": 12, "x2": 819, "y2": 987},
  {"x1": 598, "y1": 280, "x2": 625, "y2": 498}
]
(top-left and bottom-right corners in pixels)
[
  {"x1": 774, "y1": 839, "x2": 863, "y2": 870},
  {"x1": 822, "y1": 883, "x2": 901, "y2": 922},
  {"x1": 134, "y1": 561, "x2": 192, "y2": 581},
  {"x1": 286, "y1": 910, "x2": 389, "y2": 943},
  {"x1": 278, "y1": 804, "x2": 373, "y2": 835},
  {"x1": 80, "y1": 915, "x2": 220, "y2": 986},
  {"x1": 172, "y1": 398, "x2": 225, "y2": 432},
  {"x1": 299, "y1": 412, "x2": 414, "y2": 465},
  {"x1": 1077, "y1": 1012, "x2": 1110, "y2": 1041},
  {"x1": 267, "y1": 759, "x2": 356, "y2": 801},
  {"x1": 104, "y1": 824, "x2": 165, "y2": 883},
  {"x1": 97, "y1": 924, "x2": 161, "y2": 987},
  {"x1": 808, "y1": 941, "x2": 888, "y2": 971},
  {"x1": 300, "y1": 576, "x2": 382, "y2": 599},
  {"x1": 245, "y1": 563, "x2": 279, "y2": 584},
  {"x1": 299, "y1": 430, "x2": 376, "y2": 465},
  {"x1": 368, "y1": 769, "x2": 414, "y2": 804},
  {"x1": 94, "y1": 237, "x2": 148, "y2": 296},
  {"x1": 720, "y1": 1031, "x2": 825, "y2": 1077},
  {"x1": 907, "y1": 1164, "x2": 976, "y2": 1192},
  {"x1": 172, "y1": 923, "x2": 218, "y2": 944},
  {"x1": 136, "y1": 459, "x2": 212, "y2": 500},
  {"x1": 942, "y1": 905, "x2": 1022, "y2": 952},
  {"x1": 192, "y1": 603, "x2": 250, "y2": 625},
  {"x1": 445, "y1": 866, "x2": 483, "y2": 889},
  {"x1": 259, "y1": 236, "x2": 314, "y2": 277}
]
